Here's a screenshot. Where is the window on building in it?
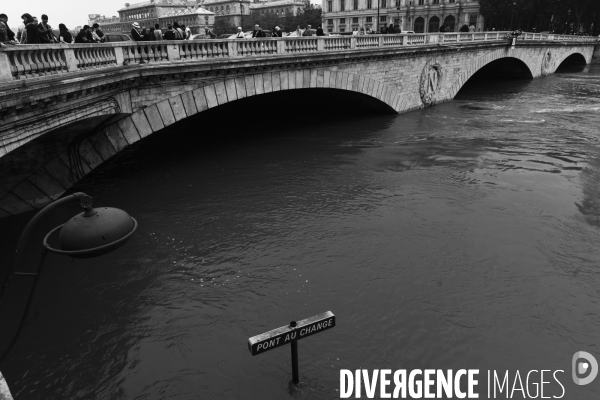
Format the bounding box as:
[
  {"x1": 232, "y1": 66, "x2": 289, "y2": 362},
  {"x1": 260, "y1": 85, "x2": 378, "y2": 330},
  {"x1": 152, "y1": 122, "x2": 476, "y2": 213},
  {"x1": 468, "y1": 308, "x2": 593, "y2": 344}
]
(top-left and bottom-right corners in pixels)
[
  {"x1": 353, "y1": 0, "x2": 358, "y2": 10},
  {"x1": 340, "y1": 0, "x2": 345, "y2": 11},
  {"x1": 327, "y1": 19, "x2": 334, "y2": 25},
  {"x1": 366, "y1": 16, "x2": 372, "y2": 22},
  {"x1": 433, "y1": 0, "x2": 439, "y2": 3},
  {"x1": 380, "y1": 16, "x2": 387, "y2": 22},
  {"x1": 382, "y1": 0, "x2": 387, "y2": 7},
  {"x1": 340, "y1": 18, "x2": 346, "y2": 24},
  {"x1": 352, "y1": 17, "x2": 359, "y2": 23},
  {"x1": 367, "y1": 0, "x2": 372, "y2": 9},
  {"x1": 448, "y1": 0, "x2": 455, "y2": 2},
  {"x1": 340, "y1": 27, "x2": 345, "y2": 32},
  {"x1": 418, "y1": 0, "x2": 424, "y2": 5},
  {"x1": 328, "y1": 0, "x2": 333, "y2": 11}
]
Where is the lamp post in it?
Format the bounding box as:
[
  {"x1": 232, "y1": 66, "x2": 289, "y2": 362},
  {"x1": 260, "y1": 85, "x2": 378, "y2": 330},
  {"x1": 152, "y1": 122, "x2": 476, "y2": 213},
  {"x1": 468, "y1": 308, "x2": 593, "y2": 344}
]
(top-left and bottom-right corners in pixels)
[
  {"x1": 377, "y1": 0, "x2": 381, "y2": 33},
  {"x1": 239, "y1": 1, "x2": 244, "y2": 30},
  {"x1": 0, "y1": 192, "x2": 137, "y2": 365},
  {"x1": 566, "y1": 8, "x2": 571, "y2": 34},
  {"x1": 407, "y1": 0, "x2": 411, "y2": 32},
  {"x1": 510, "y1": 0, "x2": 516, "y2": 31}
]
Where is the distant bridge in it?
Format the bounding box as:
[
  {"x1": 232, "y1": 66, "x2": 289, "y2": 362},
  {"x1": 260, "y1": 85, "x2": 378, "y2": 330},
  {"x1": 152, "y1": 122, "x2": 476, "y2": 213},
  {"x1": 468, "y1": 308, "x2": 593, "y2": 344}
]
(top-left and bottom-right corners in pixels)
[{"x1": 0, "y1": 32, "x2": 598, "y2": 216}]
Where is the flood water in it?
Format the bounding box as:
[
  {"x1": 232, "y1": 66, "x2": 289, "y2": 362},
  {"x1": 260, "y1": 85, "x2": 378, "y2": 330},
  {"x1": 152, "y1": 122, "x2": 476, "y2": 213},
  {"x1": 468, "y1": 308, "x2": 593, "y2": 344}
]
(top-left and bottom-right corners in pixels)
[{"x1": 1, "y1": 63, "x2": 600, "y2": 399}]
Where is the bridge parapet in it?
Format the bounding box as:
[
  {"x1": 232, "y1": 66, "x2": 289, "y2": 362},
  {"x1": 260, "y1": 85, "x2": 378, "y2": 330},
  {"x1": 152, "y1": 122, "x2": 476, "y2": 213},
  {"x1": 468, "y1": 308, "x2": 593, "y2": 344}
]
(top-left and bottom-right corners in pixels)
[{"x1": 1, "y1": 32, "x2": 596, "y2": 85}]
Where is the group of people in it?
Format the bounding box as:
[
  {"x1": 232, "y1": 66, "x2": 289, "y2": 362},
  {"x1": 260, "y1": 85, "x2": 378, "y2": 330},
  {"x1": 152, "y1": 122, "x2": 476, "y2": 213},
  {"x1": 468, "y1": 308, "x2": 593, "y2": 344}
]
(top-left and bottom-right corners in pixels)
[
  {"x1": 0, "y1": 13, "x2": 77, "y2": 45},
  {"x1": 130, "y1": 21, "x2": 215, "y2": 41},
  {"x1": 232, "y1": 24, "x2": 325, "y2": 38},
  {"x1": 351, "y1": 24, "x2": 402, "y2": 35},
  {"x1": 0, "y1": 12, "x2": 107, "y2": 46},
  {"x1": 458, "y1": 24, "x2": 477, "y2": 33}
]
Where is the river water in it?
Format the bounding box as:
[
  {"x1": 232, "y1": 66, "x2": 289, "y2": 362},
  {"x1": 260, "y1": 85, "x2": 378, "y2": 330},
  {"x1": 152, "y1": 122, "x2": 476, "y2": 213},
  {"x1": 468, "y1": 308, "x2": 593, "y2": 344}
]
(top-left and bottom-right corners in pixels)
[{"x1": 1, "y1": 64, "x2": 600, "y2": 399}]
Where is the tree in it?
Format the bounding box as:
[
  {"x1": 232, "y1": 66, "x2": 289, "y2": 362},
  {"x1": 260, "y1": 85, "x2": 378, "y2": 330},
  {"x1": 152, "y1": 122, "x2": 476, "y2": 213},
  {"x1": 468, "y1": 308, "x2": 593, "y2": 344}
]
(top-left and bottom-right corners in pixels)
[
  {"x1": 241, "y1": 4, "x2": 323, "y2": 33},
  {"x1": 479, "y1": 0, "x2": 600, "y2": 34},
  {"x1": 213, "y1": 18, "x2": 237, "y2": 35}
]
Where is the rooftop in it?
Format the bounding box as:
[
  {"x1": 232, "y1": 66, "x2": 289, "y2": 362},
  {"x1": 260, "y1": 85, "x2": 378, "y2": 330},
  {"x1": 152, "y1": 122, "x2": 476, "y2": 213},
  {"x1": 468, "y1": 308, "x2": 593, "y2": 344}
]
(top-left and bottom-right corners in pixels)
[
  {"x1": 119, "y1": 0, "x2": 196, "y2": 11},
  {"x1": 162, "y1": 6, "x2": 215, "y2": 16}
]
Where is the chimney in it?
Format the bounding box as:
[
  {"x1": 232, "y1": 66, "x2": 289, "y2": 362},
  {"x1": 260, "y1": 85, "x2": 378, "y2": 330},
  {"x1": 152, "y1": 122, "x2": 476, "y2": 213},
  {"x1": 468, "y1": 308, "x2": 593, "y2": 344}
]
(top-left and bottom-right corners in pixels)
[{"x1": 125, "y1": 3, "x2": 130, "y2": 7}]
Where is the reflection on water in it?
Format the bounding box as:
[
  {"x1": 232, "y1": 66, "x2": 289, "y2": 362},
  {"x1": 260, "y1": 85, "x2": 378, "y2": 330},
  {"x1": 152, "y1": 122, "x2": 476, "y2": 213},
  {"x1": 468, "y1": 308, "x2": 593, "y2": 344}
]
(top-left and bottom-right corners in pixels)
[{"x1": 1, "y1": 65, "x2": 600, "y2": 399}]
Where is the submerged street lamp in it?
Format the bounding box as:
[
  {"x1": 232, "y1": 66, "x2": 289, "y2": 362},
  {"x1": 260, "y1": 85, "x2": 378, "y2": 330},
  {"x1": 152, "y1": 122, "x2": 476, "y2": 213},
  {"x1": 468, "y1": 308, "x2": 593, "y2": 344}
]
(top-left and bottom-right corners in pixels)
[{"x1": 0, "y1": 192, "x2": 137, "y2": 365}]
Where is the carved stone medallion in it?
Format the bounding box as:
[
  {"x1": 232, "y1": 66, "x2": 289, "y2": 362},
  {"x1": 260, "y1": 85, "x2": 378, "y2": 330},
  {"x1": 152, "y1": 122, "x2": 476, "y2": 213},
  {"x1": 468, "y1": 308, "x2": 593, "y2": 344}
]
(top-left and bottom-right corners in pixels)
[
  {"x1": 420, "y1": 59, "x2": 443, "y2": 106},
  {"x1": 541, "y1": 50, "x2": 553, "y2": 77}
]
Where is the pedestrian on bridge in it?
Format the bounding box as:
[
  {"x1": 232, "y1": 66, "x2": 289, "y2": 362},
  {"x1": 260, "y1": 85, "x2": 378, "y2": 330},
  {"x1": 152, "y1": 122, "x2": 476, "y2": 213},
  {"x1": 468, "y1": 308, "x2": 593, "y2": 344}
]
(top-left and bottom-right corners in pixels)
[
  {"x1": 74, "y1": 26, "x2": 90, "y2": 43},
  {"x1": 131, "y1": 22, "x2": 145, "y2": 41},
  {"x1": 252, "y1": 24, "x2": 265, "y2": 38},
  {"x1": 39, "y1": 15, "x2": 57, "y2": 43},
  {"x1": 153, "y1": 24, "x2": 163, "y2": 40},
  {"x1": 17, "y1": 13, "x2": 29, "y2": 43},
  {"x1": 163, "y1": 24, "x2": 176, "y2": 40},
  {"x1": 58, "y1": 24, "x2": 73, "y2": 44},
  {"x1": 24, "y1": 15, "x2": 42, "y2": 44},
  {"x1": 0, "y1": 14, "x2": 17, "y2": 45}
]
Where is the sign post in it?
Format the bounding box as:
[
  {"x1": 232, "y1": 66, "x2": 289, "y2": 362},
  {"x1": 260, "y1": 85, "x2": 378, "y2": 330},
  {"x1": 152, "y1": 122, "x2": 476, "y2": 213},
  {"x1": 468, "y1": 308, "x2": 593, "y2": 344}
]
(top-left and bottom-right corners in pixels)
[{"x1": 248, "y1": 311, "x2": 336, "y2": 385}]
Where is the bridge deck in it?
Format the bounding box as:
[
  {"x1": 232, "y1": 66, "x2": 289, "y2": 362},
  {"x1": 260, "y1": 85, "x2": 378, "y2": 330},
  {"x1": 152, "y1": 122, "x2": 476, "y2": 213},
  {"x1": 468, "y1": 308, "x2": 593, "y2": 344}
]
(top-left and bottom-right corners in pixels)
[{"x1": 1, "y1": 32, "x2": 597, "y2": 87}]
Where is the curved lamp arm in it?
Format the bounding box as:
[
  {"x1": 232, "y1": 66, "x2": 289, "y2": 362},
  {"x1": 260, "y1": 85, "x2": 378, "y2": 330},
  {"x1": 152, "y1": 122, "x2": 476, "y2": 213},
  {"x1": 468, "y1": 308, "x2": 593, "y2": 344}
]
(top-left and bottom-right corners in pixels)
[{"x1": 0, "y1": 192, "x2": 88, "y2": 299}]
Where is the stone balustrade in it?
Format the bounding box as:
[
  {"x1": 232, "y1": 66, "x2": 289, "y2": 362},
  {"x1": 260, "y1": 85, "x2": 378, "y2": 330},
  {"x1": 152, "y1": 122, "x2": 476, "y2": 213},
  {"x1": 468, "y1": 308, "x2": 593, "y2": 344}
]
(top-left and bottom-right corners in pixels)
[{"x1": 0, "y1": 32, "x2": 597, "y2": 84}]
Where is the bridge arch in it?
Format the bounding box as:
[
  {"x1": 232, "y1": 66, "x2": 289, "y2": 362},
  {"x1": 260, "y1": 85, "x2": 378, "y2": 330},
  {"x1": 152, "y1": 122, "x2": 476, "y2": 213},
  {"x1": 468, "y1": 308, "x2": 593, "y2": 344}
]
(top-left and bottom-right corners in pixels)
[
  {"x1": 554, "y1": 51, "x2": 588, "y2": 70},
  {"x1": 0, "y1": 69, "x2": 403, "y2": 216},
  {"x1": 447, "y1": 48, "x2": 538, "y2": 98}
]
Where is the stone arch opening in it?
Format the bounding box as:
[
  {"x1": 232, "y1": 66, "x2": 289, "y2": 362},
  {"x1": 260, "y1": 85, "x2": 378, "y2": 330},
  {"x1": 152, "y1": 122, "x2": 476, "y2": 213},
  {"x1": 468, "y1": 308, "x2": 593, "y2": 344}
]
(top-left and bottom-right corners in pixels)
[
  {"x1": 414, "y1": 17, "x2": 425, "y2": 33},
  {"x1": 555, "y1": 53, "x2": 588, "y2": 72},
  {"x1": 443, "y1": 15, "x2": 456, "y2": 32},
  {"x1": 428, "y1": 16, "x2": 440, "y2": 33},
  {"x1": 466, "y1": 57, "x2": 535, "y2": 82},
  {"x1": 0, "y1": 77, "x2": 401, "y2": 217}
]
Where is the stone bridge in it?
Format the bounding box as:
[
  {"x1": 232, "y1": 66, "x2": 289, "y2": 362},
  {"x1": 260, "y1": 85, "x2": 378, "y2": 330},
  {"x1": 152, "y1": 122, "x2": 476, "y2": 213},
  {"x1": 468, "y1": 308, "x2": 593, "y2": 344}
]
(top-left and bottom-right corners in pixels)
[{"x1": 0, "y1": 32, "x2": 598, "y2": 217}]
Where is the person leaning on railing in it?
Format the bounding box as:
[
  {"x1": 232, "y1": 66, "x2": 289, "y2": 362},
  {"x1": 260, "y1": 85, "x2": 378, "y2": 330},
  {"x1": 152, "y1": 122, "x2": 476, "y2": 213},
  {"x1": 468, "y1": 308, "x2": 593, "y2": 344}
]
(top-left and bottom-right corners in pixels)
[
  {"x1": 0, "y1": 13, "x2": 19, "y2": 46},
  {"x1": 91, "y1": 23, "x2": 105, "y2": 43},
  {"x1": 39, "y1": 14, "x2": 57, "y2": 43},
  {"x1": 58, "y1": 23, "x2": 74, "y2": 44},
  {"x1": 75, "y1": 25, "x2": 91, "y2": 43},
  {"x1": 163, "y1": 24, "x2": 177, "y2": 40},
  {"x1": 24, "y1": 15, "x2": 42, "y2": 44}
]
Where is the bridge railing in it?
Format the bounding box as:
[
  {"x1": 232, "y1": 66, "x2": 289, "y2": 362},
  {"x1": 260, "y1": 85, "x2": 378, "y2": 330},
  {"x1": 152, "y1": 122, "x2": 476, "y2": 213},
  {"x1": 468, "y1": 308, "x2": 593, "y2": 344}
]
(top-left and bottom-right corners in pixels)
[{"x1": 0, "y1": 32, "x2": 597, "y2": 83}]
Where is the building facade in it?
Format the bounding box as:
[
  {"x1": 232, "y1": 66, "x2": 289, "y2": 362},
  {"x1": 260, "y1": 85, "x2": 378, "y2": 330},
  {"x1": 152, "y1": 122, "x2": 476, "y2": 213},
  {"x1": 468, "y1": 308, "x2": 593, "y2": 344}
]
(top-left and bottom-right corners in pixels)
[
  {"x1": 202, "y1": 0, "x2": 251, "y2": 28},
  {"x1": 249, "y1": 0, "x2": 308, "y2": 17},
  {"x1": 89, "y1": 0, "x2": 216, "y2": 35},
  {"x1": 321, "y1": 0, "x2": 483, "y2": 34}
]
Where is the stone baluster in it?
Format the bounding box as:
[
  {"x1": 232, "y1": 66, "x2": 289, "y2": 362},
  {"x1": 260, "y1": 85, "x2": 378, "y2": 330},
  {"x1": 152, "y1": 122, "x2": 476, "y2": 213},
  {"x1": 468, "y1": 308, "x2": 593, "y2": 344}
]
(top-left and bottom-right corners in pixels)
[
  {"x1": 0, "y1": 52, "x2": 12, "y2": 82},
  {"x1": 166, "y1": 44, "x2": 180, "y2": 61},
  {"x1": 317, "y1": 37, "x2": 325, "y2": 51},
  {"x1": 228, "y1": 41, "x2": 239, "y2": 57}
]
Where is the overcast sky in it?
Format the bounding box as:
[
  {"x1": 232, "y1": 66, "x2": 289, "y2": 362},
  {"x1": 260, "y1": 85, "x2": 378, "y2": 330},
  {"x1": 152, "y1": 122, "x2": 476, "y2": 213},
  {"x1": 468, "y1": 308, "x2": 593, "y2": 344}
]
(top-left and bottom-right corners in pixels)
[{"x1": 3, "y1": 0, "x2": 321, "y2": 29}]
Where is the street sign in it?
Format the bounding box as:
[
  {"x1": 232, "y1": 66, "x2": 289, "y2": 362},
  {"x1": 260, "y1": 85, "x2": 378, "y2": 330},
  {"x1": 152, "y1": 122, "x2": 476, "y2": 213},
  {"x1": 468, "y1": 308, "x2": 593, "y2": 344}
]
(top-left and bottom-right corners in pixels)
[{"x1": 248, "y1": 311, "x2": 335, "y2": 356}]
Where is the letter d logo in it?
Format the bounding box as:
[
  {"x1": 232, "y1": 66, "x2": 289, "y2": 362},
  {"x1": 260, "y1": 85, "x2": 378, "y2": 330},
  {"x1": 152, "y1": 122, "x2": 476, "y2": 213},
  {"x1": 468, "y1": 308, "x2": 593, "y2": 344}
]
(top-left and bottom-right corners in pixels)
[{"x1": 572, "y1": 351, "x2": 598, "y2": 385}]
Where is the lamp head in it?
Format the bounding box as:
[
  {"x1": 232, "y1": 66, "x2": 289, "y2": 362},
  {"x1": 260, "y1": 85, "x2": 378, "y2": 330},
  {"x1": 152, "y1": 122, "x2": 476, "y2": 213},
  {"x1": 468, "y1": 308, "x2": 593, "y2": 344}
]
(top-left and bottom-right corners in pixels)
[{"x1": 44, "y1": 195, "x2": 137, "y2": 259}]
